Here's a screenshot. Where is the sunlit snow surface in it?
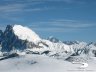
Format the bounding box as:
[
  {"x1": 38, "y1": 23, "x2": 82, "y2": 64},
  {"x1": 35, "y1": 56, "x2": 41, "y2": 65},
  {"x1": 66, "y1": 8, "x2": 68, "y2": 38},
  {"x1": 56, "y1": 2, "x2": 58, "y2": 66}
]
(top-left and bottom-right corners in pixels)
[
  {"x1": 13, "y1": 25, "x2": 41, "y2": 43},
  {"x1": 0, "y1": 54, "x2": 96, "y2": 72}
]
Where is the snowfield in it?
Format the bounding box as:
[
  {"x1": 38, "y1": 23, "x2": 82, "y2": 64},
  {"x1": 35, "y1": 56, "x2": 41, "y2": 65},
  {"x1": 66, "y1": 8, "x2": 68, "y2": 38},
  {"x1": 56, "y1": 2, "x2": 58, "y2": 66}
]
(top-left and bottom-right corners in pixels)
[{"x1": 0, "y1": 54, "x2": 96, "y2": 72}]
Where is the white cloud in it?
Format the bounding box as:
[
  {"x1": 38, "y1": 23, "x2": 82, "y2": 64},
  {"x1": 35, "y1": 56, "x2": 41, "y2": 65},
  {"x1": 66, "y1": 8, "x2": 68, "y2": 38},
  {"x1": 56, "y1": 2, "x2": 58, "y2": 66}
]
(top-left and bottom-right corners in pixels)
[
  {"x1": 32, "y1": 27, "x2": 79, "y2": 33},
  {"x1": 0, "y1": 1, "x2": 50, "y2": 21},
  {"x1": 33, "y1": 19, "x2": 95, "y2": 28},
  {"x1": 30, "y1": 19, "x2": 96, "y2": 33},
  {"x1": 0, "y1": 4, "x2": 23, "y2": 12},
  {"x1": 0, "y1": 0, "x2": 48, "y2": 13},
  {"x1": 53, "y1": 19, "x2": 95, "y2": 28}
]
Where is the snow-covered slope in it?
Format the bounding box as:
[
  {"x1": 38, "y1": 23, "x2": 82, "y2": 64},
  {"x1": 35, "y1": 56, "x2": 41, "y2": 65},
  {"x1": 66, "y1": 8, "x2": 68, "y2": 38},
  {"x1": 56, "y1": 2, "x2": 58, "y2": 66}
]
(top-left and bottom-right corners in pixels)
[
  {"x1": 0, "y1": 54, "x2": 96, "y2": 72},
  {"x1": 13, "y1": 25, "x2": 41, "y2": 43},
  {"x1": 27, "y1": 39, "x2": 74, "y2": 60}
]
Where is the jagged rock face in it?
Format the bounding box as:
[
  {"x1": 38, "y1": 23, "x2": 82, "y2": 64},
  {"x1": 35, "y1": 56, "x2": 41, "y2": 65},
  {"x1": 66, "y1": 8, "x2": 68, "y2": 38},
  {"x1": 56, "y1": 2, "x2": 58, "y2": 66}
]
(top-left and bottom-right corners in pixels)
[
  {"x1": 0, "y1": 25, "x2": 44, "y2": 52},
  {"x1": 0, "y1": 25, "x2": 28, "y2": 52},
  {"x1": 1, "y1": 25, "x2": 15, "y2": 52},
  {"x1": 0, "y1": 30, "x2": 3, "y2": 44}
]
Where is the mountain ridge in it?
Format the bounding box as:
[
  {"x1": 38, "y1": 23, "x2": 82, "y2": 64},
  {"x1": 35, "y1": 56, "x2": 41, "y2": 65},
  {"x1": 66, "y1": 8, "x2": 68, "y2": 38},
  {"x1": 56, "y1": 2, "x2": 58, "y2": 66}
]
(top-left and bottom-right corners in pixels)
[{"x1": 0, "y1": 25, "x2": 96, "y2": 61}]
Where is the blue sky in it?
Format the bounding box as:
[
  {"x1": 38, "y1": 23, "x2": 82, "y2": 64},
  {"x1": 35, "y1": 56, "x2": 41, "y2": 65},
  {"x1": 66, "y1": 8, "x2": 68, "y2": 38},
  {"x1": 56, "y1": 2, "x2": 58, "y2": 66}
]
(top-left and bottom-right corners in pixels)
[{"x1": 0, "y1": 0, "x2": 96, "y2": 42}]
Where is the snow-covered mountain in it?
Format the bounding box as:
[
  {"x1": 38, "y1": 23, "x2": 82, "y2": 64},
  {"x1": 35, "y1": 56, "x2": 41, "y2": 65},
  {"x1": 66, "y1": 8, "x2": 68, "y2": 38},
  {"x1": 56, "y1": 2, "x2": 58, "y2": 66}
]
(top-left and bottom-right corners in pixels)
[
  {"x1": 0, "y1": 24, "x2": 96, "y2": 60},
  {"x1": 0, "y1": 24, "x2": 96, "y2": 72},
  {"x1": 0, "y1": 25, "x2": 28, "y2": 52},
  {"x1": 47, "y1": 36, "x2": 61, "y2": 43},
  {"x1": 13, "y1": 25, "x2": 41, "y2": 43}
]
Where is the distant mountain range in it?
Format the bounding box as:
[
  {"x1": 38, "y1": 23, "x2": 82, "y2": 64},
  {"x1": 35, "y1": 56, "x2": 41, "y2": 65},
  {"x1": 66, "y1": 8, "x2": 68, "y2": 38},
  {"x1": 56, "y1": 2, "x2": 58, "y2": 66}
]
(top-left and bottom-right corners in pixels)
[{"x1": 0, "y1": 25, "x2": 96, "y2": 61}]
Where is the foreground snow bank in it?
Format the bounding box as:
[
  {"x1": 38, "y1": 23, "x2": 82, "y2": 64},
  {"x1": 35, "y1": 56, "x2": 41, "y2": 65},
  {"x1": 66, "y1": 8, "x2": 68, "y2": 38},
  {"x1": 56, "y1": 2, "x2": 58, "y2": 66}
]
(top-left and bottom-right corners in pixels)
[{"x1": 0, "y1": 54, "x2": 96, "y2": 72}]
